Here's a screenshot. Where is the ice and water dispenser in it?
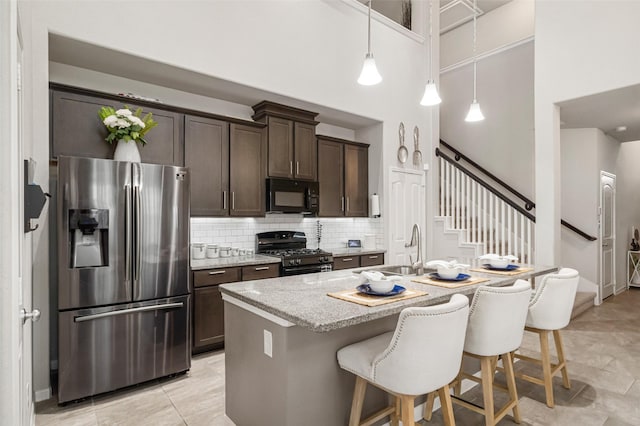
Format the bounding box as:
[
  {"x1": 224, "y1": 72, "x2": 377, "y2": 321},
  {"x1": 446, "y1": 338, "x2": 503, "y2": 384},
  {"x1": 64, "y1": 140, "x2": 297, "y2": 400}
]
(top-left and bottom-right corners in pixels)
[{"x1": 69, "y1": 209, "x2": 109, "y2": 268}]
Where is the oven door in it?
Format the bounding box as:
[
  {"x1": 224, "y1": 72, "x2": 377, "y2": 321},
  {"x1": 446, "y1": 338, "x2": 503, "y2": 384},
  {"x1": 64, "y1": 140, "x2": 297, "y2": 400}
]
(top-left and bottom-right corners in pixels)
[{"x1": 282, "y1": 264, "x2": 331, "y2": 276}]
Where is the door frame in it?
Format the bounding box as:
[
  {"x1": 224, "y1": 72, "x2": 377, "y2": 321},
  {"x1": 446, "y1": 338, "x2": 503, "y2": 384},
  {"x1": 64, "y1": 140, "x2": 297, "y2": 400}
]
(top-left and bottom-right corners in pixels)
[
  {"x1": 599, "y1": 171, "x2": 616, "y2": 302},
  {"x1": 0, "y1": 0, "x2": 27, "y2": 424}
]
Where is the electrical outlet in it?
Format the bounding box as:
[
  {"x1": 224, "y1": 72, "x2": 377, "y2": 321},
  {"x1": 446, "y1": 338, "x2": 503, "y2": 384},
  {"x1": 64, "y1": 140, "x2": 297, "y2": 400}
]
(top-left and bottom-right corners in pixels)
[{"x1": 263, "y1": 329, "x2": 272, "y2": 358}]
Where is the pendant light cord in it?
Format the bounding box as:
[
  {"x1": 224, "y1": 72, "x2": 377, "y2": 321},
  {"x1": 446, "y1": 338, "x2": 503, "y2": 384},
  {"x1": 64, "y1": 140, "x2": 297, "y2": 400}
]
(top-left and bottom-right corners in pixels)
[
  {"x1": 367, "y1": 1, "x2": 372, "y2": 54},
  {"x1": 472, "y1": 0, "x2": 477, "y2": 101},
  {"x1": 428, "y1": 0, "x2": 433, "y2": 80}
]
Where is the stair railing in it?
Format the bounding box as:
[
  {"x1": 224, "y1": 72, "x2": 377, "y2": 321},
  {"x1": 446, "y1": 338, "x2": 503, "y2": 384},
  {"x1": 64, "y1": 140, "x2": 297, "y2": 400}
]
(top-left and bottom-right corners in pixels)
[
  {"x1": 438, "y1": 140, "x2": 597, "y2": 242},
  {"x1": 437, "y1": 148, "x2": 535, "y2": 262}
]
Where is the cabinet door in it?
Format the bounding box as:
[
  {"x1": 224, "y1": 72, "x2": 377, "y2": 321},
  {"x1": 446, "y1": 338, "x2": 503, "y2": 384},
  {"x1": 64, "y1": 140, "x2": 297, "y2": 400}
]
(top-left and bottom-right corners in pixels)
[
  {"x1": 230, "y1": 124, "x2": 266, "y2": 216},
  {"x1": 293, "y1": 122, "x2": 317, "y2": 181},
  {"x1": 345, "y1": 144, "x2": 369, "y2": 217},
  {"x1": 333, "y1": 256, "x2": 360, "y2": 270},
  {"x1": 193, "y1": 286, "x2": 224, "y2": 350},
  {"x1": 185, "y1": 115, "x2": 229, "y2": 216},
  {"x1": 241, "y1": 264, "x2": 280, "y2": 281},
  {"x1": 51, "y1": 89, "x2": 184, "y2": 166},
  {"x1": 267, "y1": 117, "x2": 294, "y2": 178},
  {"x1": 360, "y1": 253, "x2": 384, "y2": 267},
  {"x1": 317, "y1": 139, "x2": 344, "y2": 217}
]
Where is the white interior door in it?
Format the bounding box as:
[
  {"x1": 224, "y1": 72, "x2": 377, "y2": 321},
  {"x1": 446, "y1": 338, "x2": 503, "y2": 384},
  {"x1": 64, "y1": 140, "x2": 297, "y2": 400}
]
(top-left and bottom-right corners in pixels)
[
  {"x1": 599, "y1": 171, "x2": 616, "y2": 300},
  {"x1": 0, "y1": 1, "x2": 32, "y2": 423},
  {"x1": 388, "y1": 168, "x2": 425, "y2": 265}
]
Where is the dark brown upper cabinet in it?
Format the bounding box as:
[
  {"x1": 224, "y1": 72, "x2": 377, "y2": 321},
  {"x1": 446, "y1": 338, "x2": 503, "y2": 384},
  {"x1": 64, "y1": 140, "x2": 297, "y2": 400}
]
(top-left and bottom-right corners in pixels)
[
  {"x1": 186, "y1": 118, "x2": 265, "y2": 217},
  {"x1": 185, "y1": 115, "x2": 229, "y2": 216},
  {"x1": 252, "y1": 101, "x2": 319, "y2": 181},
  {"x1": 50, "y1": 86, "x2": 184, "y2": 166},
  {"x1": 229, "y1": 123, "x2": 266, "y2": 217},
  {"x1": 317, "y1": 135, "x2": 369, "y2": 218}
]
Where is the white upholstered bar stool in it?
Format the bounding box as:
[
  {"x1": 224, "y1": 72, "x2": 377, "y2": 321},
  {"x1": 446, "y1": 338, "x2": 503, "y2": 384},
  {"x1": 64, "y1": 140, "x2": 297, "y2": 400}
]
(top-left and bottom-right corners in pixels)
[
  {"x1": 427, "y1": 280, "x2": 531, "y2": 426},
  {"x1": 513, "y1": 267, "x2": 580, "y2": 408},
  {"x1": 337, "y1": 294, "x2": 469, "y2": 426}
]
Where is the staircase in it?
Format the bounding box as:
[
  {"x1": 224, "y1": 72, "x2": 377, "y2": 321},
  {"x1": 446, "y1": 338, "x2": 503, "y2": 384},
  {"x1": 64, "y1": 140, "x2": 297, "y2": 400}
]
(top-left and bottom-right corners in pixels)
[{"x1": 434, "y1": 141, "x2": 598, "y2": 314}]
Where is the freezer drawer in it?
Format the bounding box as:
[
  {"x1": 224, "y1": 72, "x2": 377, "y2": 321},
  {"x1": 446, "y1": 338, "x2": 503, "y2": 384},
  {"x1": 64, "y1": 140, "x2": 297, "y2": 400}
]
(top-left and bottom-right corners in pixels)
[{"x1": 58, "y1": 295, "x2": 191, "y2": 403}]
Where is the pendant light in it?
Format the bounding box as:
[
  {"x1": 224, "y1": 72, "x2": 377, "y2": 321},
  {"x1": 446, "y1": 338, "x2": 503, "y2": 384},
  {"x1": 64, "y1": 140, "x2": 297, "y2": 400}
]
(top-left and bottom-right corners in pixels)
[
  {"x1": 465, "y1": 0, "x2": 484, "y2": 122},
  {"x1": 420, "y1": 0, "x2": 441, "y2": 106},
  {"x1": 358, "y1": 0, "x2": 382, "y2": 86}
]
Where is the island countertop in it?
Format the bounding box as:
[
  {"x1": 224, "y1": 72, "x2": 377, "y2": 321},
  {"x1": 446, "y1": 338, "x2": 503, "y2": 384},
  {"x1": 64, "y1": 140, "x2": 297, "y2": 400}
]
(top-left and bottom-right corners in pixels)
[{"x1": 218, "y1": 264, "x2": 557, "y2": 332}]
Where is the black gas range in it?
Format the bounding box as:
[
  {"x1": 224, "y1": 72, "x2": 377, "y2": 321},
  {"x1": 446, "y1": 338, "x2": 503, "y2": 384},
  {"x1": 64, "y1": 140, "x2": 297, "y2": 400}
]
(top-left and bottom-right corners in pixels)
[{"x1": 256, "y1": 231, "x2": 333, "y2": 276}]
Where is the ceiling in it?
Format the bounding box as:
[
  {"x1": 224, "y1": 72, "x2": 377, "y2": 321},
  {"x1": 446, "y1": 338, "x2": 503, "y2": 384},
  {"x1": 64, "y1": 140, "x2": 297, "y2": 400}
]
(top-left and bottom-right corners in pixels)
[
  {"x1": 440, "y1": 0, "x2": 511, "y2": 34},
  {"x1": 559, "y1": 84, "x2": 640, "y2": 143}
]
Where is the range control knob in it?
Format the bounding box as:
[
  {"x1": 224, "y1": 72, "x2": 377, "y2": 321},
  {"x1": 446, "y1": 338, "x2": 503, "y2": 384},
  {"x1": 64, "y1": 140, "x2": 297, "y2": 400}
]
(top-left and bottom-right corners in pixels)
[
  {"x1": 296, "y1": 259, "x2": 302, "y2": 265},
  {"x1": 289, "y1": 259, "x2": 296, "y2": 266}
]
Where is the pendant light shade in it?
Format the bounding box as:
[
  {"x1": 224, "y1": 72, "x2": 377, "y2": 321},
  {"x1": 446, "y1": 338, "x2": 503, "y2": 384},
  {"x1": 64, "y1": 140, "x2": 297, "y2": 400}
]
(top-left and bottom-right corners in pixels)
[
  {"x1": 358, "y1": 53, "x2": 383, "y2": 86},
  {"x1": 465, "y1": 100, "x2": 484, "y2": 122},
  {"x1": 420, "y1": 81, "x2": 442, "y2": 106},
  {"x1": 358, "y1": 1, "x2": 382, "y2": 86},
  {"x1": 466, "y1": 0, "x2": 484, "y2": 122},
  {"x1": 421, "y1": 0, "x2": 441, "y2": 106}
]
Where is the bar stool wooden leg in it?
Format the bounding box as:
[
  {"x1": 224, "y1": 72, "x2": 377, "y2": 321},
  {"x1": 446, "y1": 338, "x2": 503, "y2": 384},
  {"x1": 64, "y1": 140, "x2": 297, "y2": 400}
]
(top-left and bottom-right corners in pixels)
[
  {"x1": 438, "y1": 384, "x2": 456, "y2": 426},
  {"x1": 539, "y1": 330, "x2": 555, "y2": 408},
  {"x1": 423, "y1": 391, "x2": 436, "y2": 421},
  {"x1": 348, "y1": 376, "x2": 367, "y2": 426},
  {"x1": 454, "y1": 366, "x2": 463, "y2": 396},
  {"x1": 401, "y1": 395, "x2": 415, "y2": 426},
  {"x1": 553, "y1": 329, "x2": 571, "y2": 389},
  {"x1": 390, "y1": 395, "x2": 400, "y2": 426},
  {"x1": 480, "y1": 356, "x2": 495, "y2": 426},
  {"x1": 502, "y1": 351, "x2": 521, "y2": 424}
]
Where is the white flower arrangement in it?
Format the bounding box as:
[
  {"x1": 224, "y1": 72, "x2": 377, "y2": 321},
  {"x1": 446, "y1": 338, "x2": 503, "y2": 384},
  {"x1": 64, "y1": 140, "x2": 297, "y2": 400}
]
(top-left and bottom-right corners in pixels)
[{"x1": 98, "y1": 106, "x2": 157, "y2": 145}]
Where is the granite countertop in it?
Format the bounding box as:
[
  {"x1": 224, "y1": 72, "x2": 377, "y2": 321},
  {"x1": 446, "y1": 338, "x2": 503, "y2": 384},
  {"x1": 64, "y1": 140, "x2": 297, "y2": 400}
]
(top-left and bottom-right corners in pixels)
[
  {"x1": 191, "y1": 254, "x2": 281, "y2": 270},
  {"x1": 219, "y1": 263, "x2": 557, "y2": 332},
  {"x1": 331, "y1": 248, "x2": 386, "y2": 256}
]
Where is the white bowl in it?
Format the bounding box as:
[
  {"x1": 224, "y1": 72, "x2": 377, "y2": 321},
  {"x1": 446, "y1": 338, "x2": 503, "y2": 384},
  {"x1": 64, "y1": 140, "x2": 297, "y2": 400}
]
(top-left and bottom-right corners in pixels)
[
  {"x1": 489, "y1": 258, "x2": 510, "y2": 268},
  {"x1": 368, "y1": 278, "x2": 396, "y2": 294},
  {"x1": 437, "y1": 266, "x2": 461, "y2": 279}
]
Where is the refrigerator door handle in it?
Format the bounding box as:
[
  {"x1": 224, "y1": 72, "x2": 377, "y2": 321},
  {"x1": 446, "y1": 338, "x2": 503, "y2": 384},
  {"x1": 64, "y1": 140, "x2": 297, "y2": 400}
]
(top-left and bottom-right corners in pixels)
[
  {"x1": 74, "y1": 302, "x2": 184, "y2": 323},
  {"x1": 125, "y1": 184, "x2": 132, "y2": 282},
  {"x1": 134, "y1": 185, "x2": 142, "y2": 283}
]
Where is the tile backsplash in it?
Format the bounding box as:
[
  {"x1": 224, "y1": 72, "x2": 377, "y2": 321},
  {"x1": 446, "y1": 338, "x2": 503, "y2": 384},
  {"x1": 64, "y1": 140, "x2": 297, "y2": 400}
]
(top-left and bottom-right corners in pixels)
[{"x1": 191, "y1": 216, "x2": 383, "y2": 251}]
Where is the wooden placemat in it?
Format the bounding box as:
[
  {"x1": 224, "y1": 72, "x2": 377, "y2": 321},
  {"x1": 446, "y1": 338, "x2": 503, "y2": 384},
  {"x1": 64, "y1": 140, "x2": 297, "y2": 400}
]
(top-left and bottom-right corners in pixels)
[
  {"x1": 412, "y1": 276, "x2": 490, "y2": 289},
  {"x1": 469, "y1": 266, "x2": 533, "y2": 276},
  {"x1": 327, "y1": 288, "x2": 428, "y2": 307}
]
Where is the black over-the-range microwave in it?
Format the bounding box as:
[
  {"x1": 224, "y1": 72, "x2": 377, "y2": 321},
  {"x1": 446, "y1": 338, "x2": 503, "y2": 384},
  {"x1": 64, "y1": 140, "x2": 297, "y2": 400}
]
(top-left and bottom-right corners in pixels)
[{"x1": 266, "y1": 178, "x2": 319, "y2": 214}]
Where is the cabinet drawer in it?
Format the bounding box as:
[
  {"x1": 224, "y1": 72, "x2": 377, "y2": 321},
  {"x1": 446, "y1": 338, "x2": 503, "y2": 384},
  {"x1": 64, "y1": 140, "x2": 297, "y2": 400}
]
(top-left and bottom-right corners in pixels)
[
  {"x1": 333, "y1": 256, "x2": 360, "y2": 270},
  {"x1": 242, "y1": 264, "x2": 280, "y2": 281},
  {"x1": 360, "y1": 253, "x2": 384, "y2": 267},
  {"x1": 193, "y1": 267, "x2": 241, "y2": 287}
]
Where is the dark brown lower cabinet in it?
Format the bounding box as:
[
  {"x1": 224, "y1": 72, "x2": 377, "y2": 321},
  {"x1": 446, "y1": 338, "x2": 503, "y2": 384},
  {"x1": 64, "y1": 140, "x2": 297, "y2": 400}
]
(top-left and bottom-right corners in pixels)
[
  {"x1": 193, "y1": 286, "x2": 225, "y2": 350},
  {"x1": 333, "y1": 252, "x2": 384, "y2": 270},
  {"x1": 192, "y1": 262, "x2": 280, "y2": 353}
]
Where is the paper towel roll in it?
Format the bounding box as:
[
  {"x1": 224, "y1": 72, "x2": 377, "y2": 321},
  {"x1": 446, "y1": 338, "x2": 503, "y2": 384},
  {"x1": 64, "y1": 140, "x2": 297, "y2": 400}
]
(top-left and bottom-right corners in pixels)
[{"x1": 370, "y1": 194, "x2": 380, "y2": 217}]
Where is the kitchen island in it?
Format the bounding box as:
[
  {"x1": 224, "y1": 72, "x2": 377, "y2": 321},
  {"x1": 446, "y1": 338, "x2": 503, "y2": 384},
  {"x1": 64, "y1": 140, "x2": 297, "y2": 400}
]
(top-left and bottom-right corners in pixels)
[{"x1": 219, "y1": 264, "x2": 556, "y2": 426}]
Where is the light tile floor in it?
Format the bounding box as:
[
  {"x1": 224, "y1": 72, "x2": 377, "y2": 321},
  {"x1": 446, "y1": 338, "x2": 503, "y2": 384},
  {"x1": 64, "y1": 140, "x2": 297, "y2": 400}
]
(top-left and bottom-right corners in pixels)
[{"x1": 36, "y1": 288, "x2": 640, "y2": 426}]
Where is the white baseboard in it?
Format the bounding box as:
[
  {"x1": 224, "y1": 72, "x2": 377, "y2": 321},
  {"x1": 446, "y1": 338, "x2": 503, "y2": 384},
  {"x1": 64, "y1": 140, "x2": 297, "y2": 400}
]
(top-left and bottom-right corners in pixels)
[{"x1": 35, "y1": 387, "x2": 52, "y2": 402}]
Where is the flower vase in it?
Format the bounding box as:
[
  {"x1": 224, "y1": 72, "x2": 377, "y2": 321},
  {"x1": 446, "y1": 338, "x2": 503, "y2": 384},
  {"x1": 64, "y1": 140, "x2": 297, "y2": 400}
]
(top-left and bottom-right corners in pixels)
[{"x1": 113, "y1": 139, "x2": 141, "y2": 163}]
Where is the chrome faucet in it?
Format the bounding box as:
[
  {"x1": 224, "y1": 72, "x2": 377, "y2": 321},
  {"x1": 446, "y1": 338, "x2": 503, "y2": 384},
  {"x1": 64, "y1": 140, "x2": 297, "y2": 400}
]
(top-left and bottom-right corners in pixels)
[{"x1": 405, "y1": 224, "x2": 423, "y2": 275}]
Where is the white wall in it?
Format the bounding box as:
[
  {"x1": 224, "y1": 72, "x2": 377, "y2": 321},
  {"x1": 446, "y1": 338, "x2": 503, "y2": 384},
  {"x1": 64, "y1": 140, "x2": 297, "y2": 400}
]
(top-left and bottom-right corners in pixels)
[
  {"x1": 560, "y1": 129, "x2": 619, "y2": 286},
  {"x1": 535, "y1": 0, "x2": 640, "y2": 266},
  {"x1": 440, "y1": 0, "x2": 534, "y2": 69},
  {"x1": 25, "y1": 0, "x2": 437, "y2": 398},
  {"x1": 440, "y1": 41, "x2": 534, "y2": 198}
]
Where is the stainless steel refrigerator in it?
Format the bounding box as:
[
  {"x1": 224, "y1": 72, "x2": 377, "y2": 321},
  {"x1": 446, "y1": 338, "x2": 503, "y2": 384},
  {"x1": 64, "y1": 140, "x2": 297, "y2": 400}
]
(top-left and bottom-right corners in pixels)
[{"x1": 57, "y1": 156, "x2": 191, "y2": 403}]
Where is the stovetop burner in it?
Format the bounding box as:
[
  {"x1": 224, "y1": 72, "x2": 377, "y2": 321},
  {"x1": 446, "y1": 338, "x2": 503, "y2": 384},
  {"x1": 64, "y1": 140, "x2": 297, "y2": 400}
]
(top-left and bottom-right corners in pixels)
[{"x1": 264, "y1": 248, "x2": 330, "y2": 257}]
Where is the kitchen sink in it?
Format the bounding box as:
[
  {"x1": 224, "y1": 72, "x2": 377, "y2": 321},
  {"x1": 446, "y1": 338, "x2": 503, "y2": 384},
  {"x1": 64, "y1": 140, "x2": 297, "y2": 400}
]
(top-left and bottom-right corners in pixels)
[{"x1": 362, "y1": 265, "x2": 417, "y2": 276}]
